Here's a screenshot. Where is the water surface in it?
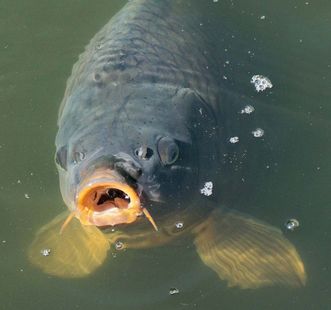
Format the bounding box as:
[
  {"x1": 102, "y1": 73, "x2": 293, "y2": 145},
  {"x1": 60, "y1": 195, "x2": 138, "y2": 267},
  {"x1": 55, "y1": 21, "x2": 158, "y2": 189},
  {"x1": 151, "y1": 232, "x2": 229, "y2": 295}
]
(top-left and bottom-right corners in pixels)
[{"x1": 1, "y1": 0, "x2": 330, "y2": 309}]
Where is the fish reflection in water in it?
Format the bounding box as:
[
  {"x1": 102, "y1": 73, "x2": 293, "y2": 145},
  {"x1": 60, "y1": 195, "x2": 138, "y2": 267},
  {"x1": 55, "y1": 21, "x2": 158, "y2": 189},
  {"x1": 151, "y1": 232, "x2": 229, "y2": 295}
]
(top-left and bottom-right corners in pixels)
[{"x1": 28, "y1": 0, "x2": 306, "y2": 289}]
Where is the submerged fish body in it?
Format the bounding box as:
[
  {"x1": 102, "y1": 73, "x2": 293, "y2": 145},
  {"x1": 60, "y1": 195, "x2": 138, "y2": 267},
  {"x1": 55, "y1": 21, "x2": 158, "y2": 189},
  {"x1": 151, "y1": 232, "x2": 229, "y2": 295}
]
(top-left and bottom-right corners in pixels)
[
  {"x1": 55, "y1": 0, "x2": 221, "y2": 228},
  {"x1": 29, "y1": 0, "x2": 306, "y2": 288}
]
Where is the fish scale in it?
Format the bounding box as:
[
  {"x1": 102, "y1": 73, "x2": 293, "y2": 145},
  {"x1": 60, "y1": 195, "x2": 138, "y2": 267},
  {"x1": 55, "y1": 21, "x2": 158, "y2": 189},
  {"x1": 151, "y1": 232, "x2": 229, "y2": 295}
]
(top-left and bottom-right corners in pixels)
[{"x1": 59, "y1": 0, "x2": 220, "y2": 122}]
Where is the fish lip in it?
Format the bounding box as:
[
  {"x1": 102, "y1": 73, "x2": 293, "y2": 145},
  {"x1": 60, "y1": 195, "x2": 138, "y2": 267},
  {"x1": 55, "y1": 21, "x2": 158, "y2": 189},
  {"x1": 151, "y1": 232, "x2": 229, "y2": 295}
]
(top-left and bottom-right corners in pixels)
[{"x1": 75, "y1": 169, "x2": 142, "y2": 227}]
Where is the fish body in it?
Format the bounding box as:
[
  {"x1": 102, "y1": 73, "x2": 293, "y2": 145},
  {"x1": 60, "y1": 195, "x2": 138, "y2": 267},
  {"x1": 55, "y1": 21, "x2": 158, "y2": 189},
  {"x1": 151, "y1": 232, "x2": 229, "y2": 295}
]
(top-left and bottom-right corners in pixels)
[
  {"x1": 53, "y1": 0, "x2": 224, "y2": 235},
  {"x1": 29, "y1": 0, "x2": 306, "y2": 288}
]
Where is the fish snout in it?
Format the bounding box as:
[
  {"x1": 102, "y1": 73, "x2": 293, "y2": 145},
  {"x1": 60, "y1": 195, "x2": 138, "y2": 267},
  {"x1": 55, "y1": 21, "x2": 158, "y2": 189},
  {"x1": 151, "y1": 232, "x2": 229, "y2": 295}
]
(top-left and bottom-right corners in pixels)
[
  {"x1": 113, "y1": 153, "x2": 142, "y2": 181},
  {"x1": 74, "y1": 157, "x2": 158, "y2": 230}
]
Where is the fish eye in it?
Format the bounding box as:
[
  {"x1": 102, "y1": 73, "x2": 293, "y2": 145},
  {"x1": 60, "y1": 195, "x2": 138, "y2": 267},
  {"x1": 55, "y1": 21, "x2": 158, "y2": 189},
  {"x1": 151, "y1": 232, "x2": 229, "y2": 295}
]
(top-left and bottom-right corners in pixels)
[
  {"x1": 55, "y1": 146, "x2": 68, "y2": 170},
  {"x1": 157, "y1": 137, "x2": 179, "y2": 165},
  {"x1": 134, "y1": 146, "x2": 154, "y2": 160}
]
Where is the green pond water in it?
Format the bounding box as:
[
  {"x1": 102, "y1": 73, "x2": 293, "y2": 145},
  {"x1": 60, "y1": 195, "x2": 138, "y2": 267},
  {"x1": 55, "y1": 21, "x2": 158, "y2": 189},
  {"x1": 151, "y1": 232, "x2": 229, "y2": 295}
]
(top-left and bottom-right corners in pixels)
[{"x1": 1, "y1": 0, "x2": 330, "y2": 309}]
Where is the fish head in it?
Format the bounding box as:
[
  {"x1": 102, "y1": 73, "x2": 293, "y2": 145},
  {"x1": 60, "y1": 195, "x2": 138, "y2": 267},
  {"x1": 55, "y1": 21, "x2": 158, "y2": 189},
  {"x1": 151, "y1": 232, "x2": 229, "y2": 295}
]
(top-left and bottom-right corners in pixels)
[{"x1": 55, "y1": 85, "x2": 218, "y2": 228}]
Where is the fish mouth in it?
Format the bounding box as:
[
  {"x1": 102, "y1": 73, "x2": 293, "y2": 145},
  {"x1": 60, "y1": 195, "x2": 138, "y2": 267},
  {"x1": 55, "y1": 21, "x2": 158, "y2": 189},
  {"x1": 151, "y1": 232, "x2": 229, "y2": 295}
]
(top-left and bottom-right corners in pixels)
[{"x1": 76, "y1": 169, "x2": 142, "y2": 227}]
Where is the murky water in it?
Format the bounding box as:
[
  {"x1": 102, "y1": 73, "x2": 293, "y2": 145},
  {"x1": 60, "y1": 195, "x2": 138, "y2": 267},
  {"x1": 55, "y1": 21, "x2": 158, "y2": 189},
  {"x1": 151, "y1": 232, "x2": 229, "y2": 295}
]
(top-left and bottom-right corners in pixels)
[{"x1": 1, "y1": 0, "x2": 330, "y2": 309}]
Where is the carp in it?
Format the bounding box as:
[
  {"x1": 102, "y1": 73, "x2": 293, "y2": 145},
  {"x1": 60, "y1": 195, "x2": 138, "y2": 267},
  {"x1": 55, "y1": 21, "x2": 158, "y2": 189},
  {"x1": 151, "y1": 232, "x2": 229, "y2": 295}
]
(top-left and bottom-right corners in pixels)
[{"x1": 29, "y1": 0, "x2": 306, "y2": 289}]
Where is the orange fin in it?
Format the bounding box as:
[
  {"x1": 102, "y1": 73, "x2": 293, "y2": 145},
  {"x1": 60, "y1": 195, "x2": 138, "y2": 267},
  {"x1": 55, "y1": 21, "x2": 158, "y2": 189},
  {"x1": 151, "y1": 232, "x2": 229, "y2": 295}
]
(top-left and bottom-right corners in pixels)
[
  {"x1": 193, "y1": 209, "x2": 306, "y2": 289},
  {"x1": 28, "y1": 212, "x2": 110, "y2": 278}
]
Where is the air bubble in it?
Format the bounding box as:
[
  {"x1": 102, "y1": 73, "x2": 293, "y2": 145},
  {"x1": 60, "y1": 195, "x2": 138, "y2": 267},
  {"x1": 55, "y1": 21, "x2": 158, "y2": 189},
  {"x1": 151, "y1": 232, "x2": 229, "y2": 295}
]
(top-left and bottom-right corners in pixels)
[
  {"x1": 229, "y1": 136, "x2": 239, "y2": 144},
  {"x1": 115, "y1": 241, "x2": 124, "y2": 250},
  {"x1": 285, "y1": 218, "x2": 300, "y2": 231},
  {"x1": 251, "y1": 75, "x2": 273, "y2": 92},
  {"x1": 200, "y1": 181, "x2": 213, "y2": 196},
  {"x1": 40, "y1": 249, "x2": 51, "y2": 257},
  {"x1": 240, "y1": 105, "x2": 255, "y2": 114},
  {"x1": 175, "y1": 222, "x2": 184, "y2": 229},
  {"x1": 252, "y1": 128, "x2": 264, "y2": 138},
  {"x1": 169, "y1": 288, "x2": 179, "y2": 295}
]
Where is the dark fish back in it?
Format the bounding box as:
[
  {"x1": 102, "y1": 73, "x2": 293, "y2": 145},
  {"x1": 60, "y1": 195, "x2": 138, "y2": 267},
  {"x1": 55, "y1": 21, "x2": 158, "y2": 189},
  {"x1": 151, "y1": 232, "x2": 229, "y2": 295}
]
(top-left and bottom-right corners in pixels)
[{"x1": 59, "y1": 0, "x2": 222, "y2": 122}]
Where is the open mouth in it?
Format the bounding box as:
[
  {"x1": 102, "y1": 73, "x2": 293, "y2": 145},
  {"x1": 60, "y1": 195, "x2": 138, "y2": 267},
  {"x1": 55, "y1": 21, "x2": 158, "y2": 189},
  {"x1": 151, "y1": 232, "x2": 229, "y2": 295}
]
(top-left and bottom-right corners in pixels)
[
  {"x1": 77, "y1": 176, "x2": 142, "y2": 227},
  {"x1": 63, "y1": 169, "x2": 158, "y2": 231},
  {"x1": 95, "y1": 188, "x2": 130, "y2": 211}
]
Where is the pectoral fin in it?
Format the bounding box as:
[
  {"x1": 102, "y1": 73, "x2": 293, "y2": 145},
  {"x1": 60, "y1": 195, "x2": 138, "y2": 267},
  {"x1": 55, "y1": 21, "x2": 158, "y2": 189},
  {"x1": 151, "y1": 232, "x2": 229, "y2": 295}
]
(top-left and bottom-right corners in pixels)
[
  {"x1": 193, "y1": 209, "x2": 306, "y2": 289},
  {"x1": 28, "y1": 212, "x2": 110, "y2": 278}
]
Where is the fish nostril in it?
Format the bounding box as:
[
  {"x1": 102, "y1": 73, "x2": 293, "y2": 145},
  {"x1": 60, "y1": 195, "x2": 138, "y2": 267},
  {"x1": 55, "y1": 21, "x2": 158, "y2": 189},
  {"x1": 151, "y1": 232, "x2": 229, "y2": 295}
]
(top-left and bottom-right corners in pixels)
[{"x1": 135, "y1": 147, "x2": 154, "y2": 160}]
